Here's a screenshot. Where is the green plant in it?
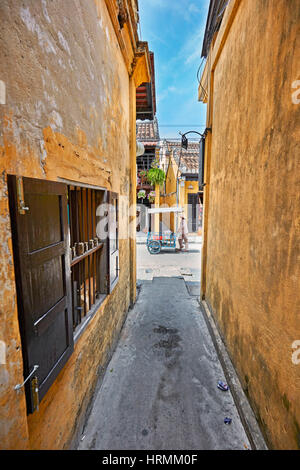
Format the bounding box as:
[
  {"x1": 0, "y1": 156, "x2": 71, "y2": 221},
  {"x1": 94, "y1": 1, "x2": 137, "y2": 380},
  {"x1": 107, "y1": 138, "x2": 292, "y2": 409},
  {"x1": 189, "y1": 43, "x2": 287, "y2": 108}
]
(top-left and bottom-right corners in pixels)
[
  {"x1": 137, "y1": 189, "x2": 146, "y2": 199},
  {"x1": 150, "y1": 159, "x2": 160, "y2": 169},
  {"x1": 147, "y1": 167, "x2": 166, "y2": 186},
  {"x1": 147, "y1": 190, "x2": 156, "y2": 203}
]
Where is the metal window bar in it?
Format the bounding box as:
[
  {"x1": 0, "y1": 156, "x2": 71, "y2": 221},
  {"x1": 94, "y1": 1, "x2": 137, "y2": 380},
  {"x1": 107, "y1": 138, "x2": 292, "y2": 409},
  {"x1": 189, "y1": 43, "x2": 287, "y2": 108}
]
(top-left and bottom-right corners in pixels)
[
  {"x1": 68, "y1": 185, "x2": 104, "y2": 329},
  {"x1": 137, "y1": 154, "x2": 156, "y2": 171}
]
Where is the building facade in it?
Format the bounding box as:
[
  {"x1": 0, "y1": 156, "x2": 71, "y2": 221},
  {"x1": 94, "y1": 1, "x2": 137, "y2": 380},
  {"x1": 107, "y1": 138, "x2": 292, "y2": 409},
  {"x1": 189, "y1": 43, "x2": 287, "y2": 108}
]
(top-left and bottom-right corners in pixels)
[
  {"x1": 0, "y1": 0, "x2": 151, "y2": 449},
  {"x1": 159, "y1": 141, "x2": 202, "y2": 233},
  {"x1": 199, "y1": 0, "x2": 300, "y2": 449},
  {"x1": 135, "y1": 51, "x2": 159, "y2": 231}
]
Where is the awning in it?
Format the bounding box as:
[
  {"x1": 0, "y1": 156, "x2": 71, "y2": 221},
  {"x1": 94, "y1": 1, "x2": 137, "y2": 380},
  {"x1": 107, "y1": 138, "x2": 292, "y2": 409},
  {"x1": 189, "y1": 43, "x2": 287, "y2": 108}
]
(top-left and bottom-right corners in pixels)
[{"x1": 147, "y1": 207, "x2": 183, "y2": 214}]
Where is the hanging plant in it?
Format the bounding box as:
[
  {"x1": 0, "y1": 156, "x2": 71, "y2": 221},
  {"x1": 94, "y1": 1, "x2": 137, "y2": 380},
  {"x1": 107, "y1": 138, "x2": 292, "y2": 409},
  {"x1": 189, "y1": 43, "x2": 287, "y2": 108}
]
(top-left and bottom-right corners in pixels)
[
  {"x1": 147, "y1": 167, "x2": 166, "y2": 187},
  {"x1": 137, "y1": 189, "x2": 146, "y2": 199},
  {"x1": 139, "y1": 170, "x2": 148, "y2": 184},
  {"x1": 147, "y1": 190, "x2": 156, "y2": 204},
  {"x1": 150, "y1": 159, "x2": 160, "y2": 169}
]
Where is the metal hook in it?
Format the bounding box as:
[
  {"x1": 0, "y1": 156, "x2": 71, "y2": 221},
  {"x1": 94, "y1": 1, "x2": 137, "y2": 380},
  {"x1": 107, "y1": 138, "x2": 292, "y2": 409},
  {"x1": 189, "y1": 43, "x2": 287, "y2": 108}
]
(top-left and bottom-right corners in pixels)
[{"x1": 14, "y1": 365, "x2": 39, "y2": 391}]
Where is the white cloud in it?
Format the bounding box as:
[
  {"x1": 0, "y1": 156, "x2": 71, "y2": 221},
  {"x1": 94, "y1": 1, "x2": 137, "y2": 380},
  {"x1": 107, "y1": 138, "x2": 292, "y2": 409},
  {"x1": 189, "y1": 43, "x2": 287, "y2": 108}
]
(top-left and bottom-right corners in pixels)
[{"x1": 188, "y1": 4, "x2": 202, "y2": 14}]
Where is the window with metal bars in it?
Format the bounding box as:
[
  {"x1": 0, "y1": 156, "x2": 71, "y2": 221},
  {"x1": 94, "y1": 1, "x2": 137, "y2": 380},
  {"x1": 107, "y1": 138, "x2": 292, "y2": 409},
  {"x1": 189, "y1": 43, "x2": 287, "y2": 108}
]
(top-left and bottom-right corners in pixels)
[
  {"x1": 7, "y1": 176, "x2": 120, "y2": 412},
  {"x1": 137, "y1": 153, "x2": 156, "y2": 171},
  {"x1": 67, "y1": 185, "x2": 109, "y2": 330}
]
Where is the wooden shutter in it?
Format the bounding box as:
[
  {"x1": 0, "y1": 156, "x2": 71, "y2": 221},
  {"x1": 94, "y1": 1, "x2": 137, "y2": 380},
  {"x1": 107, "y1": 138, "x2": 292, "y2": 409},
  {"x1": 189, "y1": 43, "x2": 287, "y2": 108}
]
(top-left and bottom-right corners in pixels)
[
  {"x1": 107, "y1": 191, "x2": 119, "y2": 292},
  {"x1": 188, "y1": 193, "x2": 199, "y2": 233},
  {"x1": 8, "y1": 176, "x2": 73, "y2": 413},
  {"x1": 199, "y1": 136, "x2": 205, "y2": 190}
]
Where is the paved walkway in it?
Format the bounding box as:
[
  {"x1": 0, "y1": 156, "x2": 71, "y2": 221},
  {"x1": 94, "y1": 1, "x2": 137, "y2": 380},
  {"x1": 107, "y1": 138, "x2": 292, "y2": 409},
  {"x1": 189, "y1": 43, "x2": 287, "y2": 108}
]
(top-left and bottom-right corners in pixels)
[{"x1": 78, "y1": 275, "x2": 252, "y2": 450}]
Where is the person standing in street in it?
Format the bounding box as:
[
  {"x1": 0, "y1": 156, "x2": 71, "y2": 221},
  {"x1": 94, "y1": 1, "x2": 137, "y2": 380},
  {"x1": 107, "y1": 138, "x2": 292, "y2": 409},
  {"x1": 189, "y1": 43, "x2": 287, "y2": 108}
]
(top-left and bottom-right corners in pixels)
[{"x1": 178, "y1": 214, "x2": 189, "y2": 252}]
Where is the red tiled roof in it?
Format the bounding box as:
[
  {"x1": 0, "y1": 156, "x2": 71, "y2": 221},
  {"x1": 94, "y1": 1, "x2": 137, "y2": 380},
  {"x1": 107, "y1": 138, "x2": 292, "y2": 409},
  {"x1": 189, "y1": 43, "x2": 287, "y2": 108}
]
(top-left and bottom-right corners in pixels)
[
  {"x1": 136, "y1": 118, "x2": 160, "y2": 144},
  {"x1": 165, "y1": 141, "x2": 199, "y2": 173}
]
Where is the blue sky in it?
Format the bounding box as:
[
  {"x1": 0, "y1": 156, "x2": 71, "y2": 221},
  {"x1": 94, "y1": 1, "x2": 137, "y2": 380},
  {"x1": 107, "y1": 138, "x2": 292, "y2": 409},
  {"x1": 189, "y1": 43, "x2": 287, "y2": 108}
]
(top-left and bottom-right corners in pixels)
[{"x1": 138, "y1": 0, "x2": 210, "y2": 139}]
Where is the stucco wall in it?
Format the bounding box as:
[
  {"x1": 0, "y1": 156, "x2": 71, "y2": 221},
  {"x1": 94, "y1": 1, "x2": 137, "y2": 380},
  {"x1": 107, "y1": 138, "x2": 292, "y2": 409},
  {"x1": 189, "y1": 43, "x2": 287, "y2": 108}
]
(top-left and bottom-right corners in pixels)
[
  {"x1": 204, "y1": 0, "x2": 300, "y2": 449},
  {"x1": 0, "y1": 0, "x2": 134, "y2": 449}
]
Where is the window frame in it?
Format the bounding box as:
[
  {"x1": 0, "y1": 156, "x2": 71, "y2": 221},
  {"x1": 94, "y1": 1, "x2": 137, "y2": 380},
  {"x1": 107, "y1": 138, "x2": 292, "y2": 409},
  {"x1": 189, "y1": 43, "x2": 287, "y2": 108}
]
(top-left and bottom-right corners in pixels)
[
  {"x1": 107, "y1": 191, "x2": 120, "y2": 293},
  {"x1": 67, "y1": 183, "x2": 110, "y2": 339},
  {"x1": 66, "y1": 184, "x2": 120, "y2": 337}
]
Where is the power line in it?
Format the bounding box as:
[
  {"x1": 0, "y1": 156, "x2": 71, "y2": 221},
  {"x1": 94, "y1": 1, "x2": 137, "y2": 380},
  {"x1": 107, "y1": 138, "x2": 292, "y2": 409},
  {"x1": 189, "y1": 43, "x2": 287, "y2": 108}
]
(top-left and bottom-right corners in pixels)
[
  {"x1": 159, "y1": 125, "x2": 206, "y2": 127},
  {"x1": 158, "y1": 137, "x2": 201, "y2": 140}
]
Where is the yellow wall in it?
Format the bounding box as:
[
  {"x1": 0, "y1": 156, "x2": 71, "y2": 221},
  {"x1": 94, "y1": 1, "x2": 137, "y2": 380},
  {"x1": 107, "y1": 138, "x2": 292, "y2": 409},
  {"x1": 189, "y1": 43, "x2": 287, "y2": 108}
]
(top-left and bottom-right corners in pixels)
[
  {"x1": 0, "y1": 0, "x2": 149, "y2": 449},
  {"x1": 200, "y1": 0, "x2": 300, "y2": 450}
]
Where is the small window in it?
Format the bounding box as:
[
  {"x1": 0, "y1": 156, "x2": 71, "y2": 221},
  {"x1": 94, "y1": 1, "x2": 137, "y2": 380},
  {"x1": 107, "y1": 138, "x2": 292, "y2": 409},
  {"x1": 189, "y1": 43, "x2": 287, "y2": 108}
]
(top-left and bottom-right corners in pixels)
[
  {"x1": 8, "y1": 175, "x2": 120, "y2": 413},
  {"x1": 68, "y1": 185, "x2": 107, "y2": 330}
]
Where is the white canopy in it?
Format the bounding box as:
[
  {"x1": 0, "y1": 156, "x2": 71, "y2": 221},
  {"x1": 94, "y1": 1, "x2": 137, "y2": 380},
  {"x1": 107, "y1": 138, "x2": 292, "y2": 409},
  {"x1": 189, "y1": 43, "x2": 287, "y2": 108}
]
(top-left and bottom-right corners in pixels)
[{"x1": 147, "y1": 206, "x2": 183, "y2": 214}]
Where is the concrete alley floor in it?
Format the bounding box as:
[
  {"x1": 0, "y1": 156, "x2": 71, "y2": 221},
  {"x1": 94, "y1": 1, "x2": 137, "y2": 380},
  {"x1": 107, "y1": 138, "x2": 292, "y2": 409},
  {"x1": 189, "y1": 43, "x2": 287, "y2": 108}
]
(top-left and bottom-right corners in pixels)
[{"x1": 77, "y1": 240, "x2": 252, "y2": 450}]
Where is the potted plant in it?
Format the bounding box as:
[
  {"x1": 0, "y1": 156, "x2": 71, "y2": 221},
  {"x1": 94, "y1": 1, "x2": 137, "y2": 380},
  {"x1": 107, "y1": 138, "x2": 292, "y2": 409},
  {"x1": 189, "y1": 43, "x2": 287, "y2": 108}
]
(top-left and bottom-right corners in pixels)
[
  {"x1": 137, "y1": 189, "x2": 146, "y2": 200},
  {"x1": 146, "y1": 167, "x2": 166, "y2": 187},
  {"x1": 139, "y1": 170, "x2": 148, "y2": 184},
  {"x1": 147, "y1": 190, "x2": 156, "y2": 204}
]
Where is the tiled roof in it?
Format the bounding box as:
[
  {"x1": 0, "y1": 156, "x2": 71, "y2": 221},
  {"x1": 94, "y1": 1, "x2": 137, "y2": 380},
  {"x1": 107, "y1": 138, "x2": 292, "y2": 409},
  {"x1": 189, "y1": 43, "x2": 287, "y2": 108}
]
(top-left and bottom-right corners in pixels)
[
  {"x1": 165, "y1": 141, "x2": 199, "y2": 173},
  {"x1": 136, "y1": 118, "x2": 160, "y2": 145}
]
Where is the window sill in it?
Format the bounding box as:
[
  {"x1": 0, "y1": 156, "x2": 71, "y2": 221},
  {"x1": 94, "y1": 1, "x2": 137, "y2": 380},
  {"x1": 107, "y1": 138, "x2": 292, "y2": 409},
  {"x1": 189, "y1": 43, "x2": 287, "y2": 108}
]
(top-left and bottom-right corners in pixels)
[
  {"x1": 110, "y1": 276, "x2": 119, "y2": 293},
  {"x1": 73, "y1": 294, "x2": 107, "y2": 343}
]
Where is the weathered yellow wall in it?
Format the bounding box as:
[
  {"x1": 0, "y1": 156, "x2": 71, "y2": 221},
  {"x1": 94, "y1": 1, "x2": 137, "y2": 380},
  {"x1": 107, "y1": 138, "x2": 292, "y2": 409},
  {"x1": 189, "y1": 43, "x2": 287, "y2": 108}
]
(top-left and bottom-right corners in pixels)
[
  {"x1": 202, "y1": 0, "x2": 300, "y2": 449},
  {"x1": 0, "y1": 0, "x2": 138, "y2": 449}
]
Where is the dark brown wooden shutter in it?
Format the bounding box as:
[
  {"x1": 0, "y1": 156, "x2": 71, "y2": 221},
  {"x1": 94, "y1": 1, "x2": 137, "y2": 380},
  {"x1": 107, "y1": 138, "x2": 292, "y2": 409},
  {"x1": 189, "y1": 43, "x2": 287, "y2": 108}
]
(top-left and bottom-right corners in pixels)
[
  {"x1": 188, "y1": 193, "x2": 199, "y2": 233},
  {"x1": 107, "y1": 191, "x2": 119, "y2": 292},
  {"x1": 8, "y1": 176, "x2": 73, "y2": 413}
]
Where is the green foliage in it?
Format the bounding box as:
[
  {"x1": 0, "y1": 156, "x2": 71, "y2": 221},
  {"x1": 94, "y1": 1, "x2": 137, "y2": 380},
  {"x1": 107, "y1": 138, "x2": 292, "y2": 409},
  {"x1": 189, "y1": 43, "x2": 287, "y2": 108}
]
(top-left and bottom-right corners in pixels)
[
  {"x1": 137, "y1": 189, "x2": 146, "y2": 199},
  {"x1": 150, "y1": 159, "x2": 160, "y2": 169},
  {"x1": 147, "y1": 167, "x2": 166, "y2": 186}
]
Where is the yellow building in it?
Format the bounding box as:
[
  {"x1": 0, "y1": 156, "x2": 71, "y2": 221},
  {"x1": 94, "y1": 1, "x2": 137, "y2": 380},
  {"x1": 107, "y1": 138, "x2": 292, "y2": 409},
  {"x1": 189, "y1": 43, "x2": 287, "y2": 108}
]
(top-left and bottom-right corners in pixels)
[
  {"x1": 0, "y1": 0, "x2": 151, "y2": 449},
  {"x1": 198, "y1": 0, "x2": 300, "y2": 450},
  {"x1": 160, "y1": 141, "x2": 202, "y2": 233}
]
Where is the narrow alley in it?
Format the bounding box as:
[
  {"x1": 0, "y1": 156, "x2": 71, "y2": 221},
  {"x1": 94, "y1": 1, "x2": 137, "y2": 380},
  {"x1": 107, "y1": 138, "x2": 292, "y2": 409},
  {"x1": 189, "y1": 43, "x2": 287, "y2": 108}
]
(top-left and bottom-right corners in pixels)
[
  {"x1": 0, "y1": 0, "x2": 299, "y2": 455},
  {"x1": 77, "y1": 242, "x2": 261, "y2": 450}
]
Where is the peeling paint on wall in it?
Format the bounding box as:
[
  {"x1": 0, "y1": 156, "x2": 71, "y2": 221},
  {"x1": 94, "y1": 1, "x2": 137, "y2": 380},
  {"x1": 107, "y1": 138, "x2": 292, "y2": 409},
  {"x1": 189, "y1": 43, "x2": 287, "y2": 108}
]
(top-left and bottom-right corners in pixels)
[
  {"x1": 41, "y1": 0, "x2": 51, "y2": 24},
  {"x1": 20, "y1": 6, "x2": 57, "y2": 55},
  {"x1": 58, "y1": 31, "x2": 71, "y2": 55}
]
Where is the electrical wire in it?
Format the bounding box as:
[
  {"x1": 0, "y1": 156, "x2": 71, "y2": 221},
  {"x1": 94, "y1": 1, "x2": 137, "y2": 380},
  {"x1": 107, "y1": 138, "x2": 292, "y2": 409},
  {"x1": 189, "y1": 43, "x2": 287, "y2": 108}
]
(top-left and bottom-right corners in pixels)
[
  {"x1": 159, "y1": 124, "x2": 206, "y2": 127},
  {"x1": 197, "y1": 57, "x2": 206, "y2": 84}
]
